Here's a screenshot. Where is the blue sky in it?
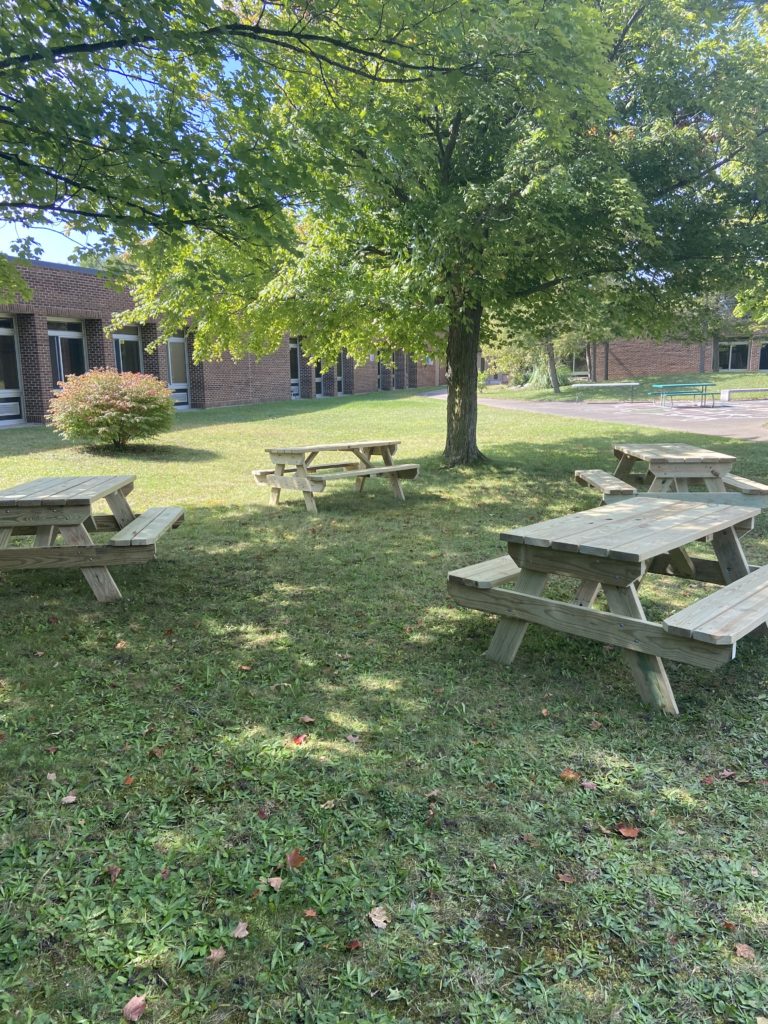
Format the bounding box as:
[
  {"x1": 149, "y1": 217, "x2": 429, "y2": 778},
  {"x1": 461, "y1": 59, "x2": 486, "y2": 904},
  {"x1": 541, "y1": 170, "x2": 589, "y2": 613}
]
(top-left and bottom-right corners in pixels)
[{"x1": 0, "y1": 222, "x2": 94, "y2": 264}]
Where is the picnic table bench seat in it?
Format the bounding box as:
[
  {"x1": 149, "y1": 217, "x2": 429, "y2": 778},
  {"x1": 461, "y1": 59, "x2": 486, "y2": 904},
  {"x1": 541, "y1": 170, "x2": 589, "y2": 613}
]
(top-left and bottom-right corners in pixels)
[
  {"x1": 723, "y1": 473, "x2": 768, "y2": 496},
  {"x1": 575, "y1": 469, "x2": 637, "y2": 496},
  {"x1": 109, "y1": 506, "x2": 185, "y2": 546},
  {"x1": 663, "y1": 563, "x2": 768, "y2": 644},
  {"x1": 448, "y1": 555, "x2": 520, "y2": 589}
]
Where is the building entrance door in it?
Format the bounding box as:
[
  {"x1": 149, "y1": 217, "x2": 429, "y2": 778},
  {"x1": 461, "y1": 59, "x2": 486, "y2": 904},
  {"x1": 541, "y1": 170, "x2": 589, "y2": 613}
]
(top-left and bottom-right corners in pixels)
[
  {"x1": 168, "y1": 337, "x2": 190, "y2": 408},
  {"x1": 0, "y1": 318, "x2": 23, "y2": 424}
]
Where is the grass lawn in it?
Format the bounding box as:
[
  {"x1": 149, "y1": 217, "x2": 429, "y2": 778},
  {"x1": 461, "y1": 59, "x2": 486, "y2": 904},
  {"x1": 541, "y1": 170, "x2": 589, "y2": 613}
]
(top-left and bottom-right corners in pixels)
[
  {"x1": 486, "y1": 370, "x2": 768, "y2": 403},
  {"x1": 1, "y1": 392, "x2": 767, "y2": 1024}
]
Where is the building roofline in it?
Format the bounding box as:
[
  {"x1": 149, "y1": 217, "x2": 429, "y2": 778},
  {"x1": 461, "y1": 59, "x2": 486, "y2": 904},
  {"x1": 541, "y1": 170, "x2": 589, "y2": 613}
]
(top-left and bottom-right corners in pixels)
[{"x1": 7, "y1": 256, "x2": 102, "y2": 277}]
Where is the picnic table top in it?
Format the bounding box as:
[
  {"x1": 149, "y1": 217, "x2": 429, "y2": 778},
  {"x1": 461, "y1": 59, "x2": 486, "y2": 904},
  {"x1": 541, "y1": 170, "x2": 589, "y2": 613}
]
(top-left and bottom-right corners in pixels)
[
  {"x1": 500, "y1": 496, "x2": 754, "y2": 563},
  {"x1": 266, "y1": 440, "x2": 399, "y2": 455},
  {"x1": 0, "y1": 476, "x2": 135, "y2": 507},
  {"x1": 651, "y1": 381, "x2": 715, "y2": 389},
  {"x1": 612, "y1": 442, "x2": 735, "y2": 464}
]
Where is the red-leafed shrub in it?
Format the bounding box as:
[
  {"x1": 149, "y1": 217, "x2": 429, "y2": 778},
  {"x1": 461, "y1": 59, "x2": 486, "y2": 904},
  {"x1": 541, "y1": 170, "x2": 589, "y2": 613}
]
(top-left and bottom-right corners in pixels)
[{"x1": 48, "y1": 369, "x2": 175, "y2": 448}]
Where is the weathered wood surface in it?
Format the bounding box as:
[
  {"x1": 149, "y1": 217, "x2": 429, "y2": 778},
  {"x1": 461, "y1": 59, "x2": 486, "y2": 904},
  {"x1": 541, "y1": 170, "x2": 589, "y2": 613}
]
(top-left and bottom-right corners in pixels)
[
  {"x1": 312, "y1": 464, "x2": 419, "y2": 481},
  {"x1": 0, "y1": 505, "x2": 89, "y2": 528},
  {"x1": 604, "y1": 491, "x2": 768, "y2": 509},
  {"x1": 58, "y1": 523, "x2": 122, "y2": 602},
  {"x1": 612, "y1": 443, "x2": 734, "y2": 465},
  {"x1": 0, "y1": 476, "x2": 136, "y2": 506},
  {"x1": 501, "y1": 498, "x2": 754, "y2": 563},
  {"x1": 505, "y1": 543, "x2": 644, "y2": 586},
  {"x1": 575, "y1": 469, "x2": 636, "y2": 495},
  {"x1": 266, "y1": 440, "x2": 400, "y2": 456},
  {"x1": 448, "y1": 555, "x2": 520, "y2": 589},
  {"x1": 664, "y1": 563, "x2": 768, "y2": 644},
  {"x1": 448, "y1": 581, "x2": 733, "y2": 671},
  {"x1": 0, "y1": 545, "x2": 154, "y2": 569},
  {"x1": 723, "y1": 473, "x2": 768, "y2": 495},
  {"x1": 109, "y1": 507, "x2": 184, "y2": 546},
  {"x1": 254, "y1": 473, "x2": 326, "y2": 493}
]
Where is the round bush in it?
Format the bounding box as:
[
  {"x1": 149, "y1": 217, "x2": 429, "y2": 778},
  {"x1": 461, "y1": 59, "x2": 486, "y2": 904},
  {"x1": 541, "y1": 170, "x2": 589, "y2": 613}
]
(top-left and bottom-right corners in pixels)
[{"x1": 48, "y1": 369, "x2": 175, "y2": 448}]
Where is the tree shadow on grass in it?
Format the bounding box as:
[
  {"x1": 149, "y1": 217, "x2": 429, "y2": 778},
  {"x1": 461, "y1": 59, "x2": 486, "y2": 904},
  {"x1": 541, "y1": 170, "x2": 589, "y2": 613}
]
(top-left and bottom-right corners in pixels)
[{"x1": 82, "y1": 443, "x2": 220, "y2": 463}]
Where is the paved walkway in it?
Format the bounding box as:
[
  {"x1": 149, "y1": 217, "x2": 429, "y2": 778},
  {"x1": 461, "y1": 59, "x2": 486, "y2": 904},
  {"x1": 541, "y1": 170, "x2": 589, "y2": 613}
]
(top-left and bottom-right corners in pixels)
[{"x1": 428, "y1": 391, "x2": 768, "y2": 442}]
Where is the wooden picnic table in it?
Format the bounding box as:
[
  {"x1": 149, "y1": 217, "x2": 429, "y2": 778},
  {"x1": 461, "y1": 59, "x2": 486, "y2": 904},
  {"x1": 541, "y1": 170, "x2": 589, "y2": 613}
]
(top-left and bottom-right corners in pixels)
[
  {"x1": 0, "y1": 476, "x2": 183, "y2": 602},
  {"x1": 612, "y1": 442, "x2": 736, "y2": 493},
  {"x1": 253, "y1": 440, "x2": 419, "y2": 513},
  {"x1": 449, "y1": 496, "x2": 768, "y2": 715}
]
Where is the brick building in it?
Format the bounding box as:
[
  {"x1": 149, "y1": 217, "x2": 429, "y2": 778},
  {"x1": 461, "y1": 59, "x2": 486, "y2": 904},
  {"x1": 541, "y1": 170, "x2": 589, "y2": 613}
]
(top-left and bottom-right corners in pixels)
[
  {"x1": 588, "y1": 334, "x2": 768, "y2": 380},
  {"x1": 0, "y1": 261, "x2": 446, "y2": 426}
]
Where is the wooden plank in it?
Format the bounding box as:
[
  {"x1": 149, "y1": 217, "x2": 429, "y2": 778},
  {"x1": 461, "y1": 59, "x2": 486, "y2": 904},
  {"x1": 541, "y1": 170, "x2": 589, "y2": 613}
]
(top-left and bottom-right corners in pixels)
[
  {"x1": 601, "y1": 584, "x2": 680, "y2": 714},
  {"x1": 574, "y1": 469, "x2": 636, "y2": 495},
  {"x1": 109, "y1": 507, "x2": 184, "y2": 546},
  {"x1": 254, "y1": 474, "x2": 326, "y2": 493},
  {"x1": 664, "y1": 563, "x2": 768, "y2": 643},
  {"x1": 0, "y1": 506, "x2": 89, "y2": 528},
  {"x1": 105, "y1": 489, "x2": 136, "y2": 528},
  {"x1": 0, "y1": 476, "x2": 136, "y2": 507},
  {"x1": 312, "y1": 465, "x2": 420, "y2": 481},
  {"x1": 58, "y1": 524, "x2": 123, "y2": 602},
  {"x1": 0, "y1": 545, "x2": 154, "y2": 569},
  {"x1": 711, "y1": 526, "x2": 751, "y2": 584},
  {"x1": 266, "y1": 440, "x2": 400, "y2": 455},
  {"x1": 506, "y1": 543, "x2": 644, "y2": 586},
  {"x1": 448, "y1": 581, "x2": 733, "y2": 671},
  {"x1": 0, "y1": 477, "x2": 74, "y2": 506},
  {"x1": 723, "y1": 473, "x2": 768, "y2": 495},
  {"x1": 604, "y1": 491, "x2": 768, "y2": 509},
  {"x1": 612, "y1": 443, "x2": 732, "y2": 464},
  {"x1": 484, "y1": 569, "x2": 549, "y2": 664},
  {"x1": 644, "y1": 461, "x2": 733, "y2": 480},
  {"x1": 448, "y1": 556, "x2": 520, "y2": 589}
]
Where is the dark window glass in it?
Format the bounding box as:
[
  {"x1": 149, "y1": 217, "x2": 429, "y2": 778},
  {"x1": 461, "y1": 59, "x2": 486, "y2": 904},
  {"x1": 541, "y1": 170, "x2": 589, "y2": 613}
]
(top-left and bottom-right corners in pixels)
[
  {"x1": 0, "y1": 318, "x2": 14, "y2": 330},
  {"x1": 718, "y1": 345, "x2": 730, "y2": 370},
  {"x1": 0, "y1": 336, "x2": 20, "y2": 390},
  {"x1": 60, "y1": 337, "x2": 86, "y2": 377},
  {"x1": 760, "y1": 344, "x2": 768, "y2": 371},
  {"x1": 47, "y1": 321, "x2": 82, "y2": 333},
  {"x1": 730, "y1": 344, "x2": 748, "y2": 369},
  {"x1": 118, "y1": 338, "x2": 142, "y2": 373},
  {"x1": 290, "y1": 345, "x2": 299, "y2": 379},
  {"x1": 50, "y1": 338, "x2": 62, "y2": 385}
]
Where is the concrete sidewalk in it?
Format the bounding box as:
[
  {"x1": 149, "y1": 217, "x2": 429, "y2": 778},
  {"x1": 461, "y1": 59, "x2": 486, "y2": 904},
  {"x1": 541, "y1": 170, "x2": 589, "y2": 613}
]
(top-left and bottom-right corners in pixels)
[{"x1": 428, "y1": 391, "x2": 768, "y2": 442}]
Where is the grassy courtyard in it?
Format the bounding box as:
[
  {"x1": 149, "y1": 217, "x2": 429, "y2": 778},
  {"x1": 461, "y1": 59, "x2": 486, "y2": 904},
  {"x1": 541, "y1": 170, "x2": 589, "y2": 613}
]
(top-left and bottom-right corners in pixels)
[{"x1": 0, "y1": 392, "x2": 767, "y2": 1023}]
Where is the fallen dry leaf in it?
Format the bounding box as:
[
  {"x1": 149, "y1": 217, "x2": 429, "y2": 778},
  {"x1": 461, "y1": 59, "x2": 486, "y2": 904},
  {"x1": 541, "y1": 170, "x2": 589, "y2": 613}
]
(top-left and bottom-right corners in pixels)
[
  {"x1": 557, "y1": 872, "x2": 576, "y2": 884},
  {"x1": 320, "y1": 799, "x2": 336, "y2": 810},
  {"x1": 61, "y1": 791, "x2": 77, "y2": 805},
  {"x1": 114, "y1": 640, "x2": 127, "y2": 650},
  {"x1": 148, "y1": 746, "x2": 164, "y2": 759},
  {"x1": 540, "y1": 708, "x2": 549, "y2": 718},
  {"x1": 425, "y1": 789, "x2": 440, "y2": 801},
  {"x1": 238, "y1": 664, "x2": 252, "y2": 672},
  {"x1": 268, "y1": 876, "x2": 283, "y2": 891},
  {"x1": 723, "y1": 920, "x2": 737, "y2": 931},
  {"x1": 292, "y1": 734, "x2": 308, "y2": 746},
  {"x1": 48, "y1": 614, "x2": 59, "y2": 624},
  {"x1": 368, "y1": 906, "x2": 390, "y2": 929},
  {"x1": 616, "y1": 824, "x2": 640, "y2": 839},
  {"x1": 734, "y1": 942, "x2": 755, "y2": 959},
  {"x1": 160, "y1": 866, "x2": 170, "y2": 880},
  {"x1": 123, "y1": 775, "x2": 135, "y2": 786},
  {"x1": 702, "y1": 775, "x2": 715, "y2": 785},
  {"x1": 286, "y1": 848, "x2": 306, "y2": 871},
  {"x1": 345, "y1": 734, "x2": 361, "y2": 744},
  {"x1": 45, "y1": 744, "x2": 57, "y2": 754},
  {"x1": 588, "y1": 720, "x2": 603, "y2": 731},
  {"x1": 303, "y1": 908, "x2": 317, "y2": 918},
  {"x1": 346, "y1": 938, "x2": 362, "y2": 950},
  {"x1": 232, "y1": 921, "x2": 249, "y2": 939},
  {"x1": 755, "y1": 1017, "x2": 768, "y2": 1024},
  {"x1": 581, "y1": 780, "x2": 597, "y2": 791},
  {"x1": 521, "y1": 833, "x2": 538, "y2": 845},
  {"x1": 299, "y1": 715, "x2": 315, "y2": 724},
  {"x1": 122, "y1": 995, "x2": 147, "y2": 1022},
  {"x1": 207, "y1": 947, "x2": 226, "y2": 964},
  {"x1": 719, "y1": 768, "x2": 737, "y2": 779},
  {"x1": 107, "y1": 865, "x2": 122, "y2": 883},
  {"x1": 46, "y1": 772, "x2": 57, "y2": 782},
  {"x1": 33, "y1": 650, "x2": 45, "y2": 657},
  {"x1": 559, "y1": 768, "x2": 581, "y2": 783}
]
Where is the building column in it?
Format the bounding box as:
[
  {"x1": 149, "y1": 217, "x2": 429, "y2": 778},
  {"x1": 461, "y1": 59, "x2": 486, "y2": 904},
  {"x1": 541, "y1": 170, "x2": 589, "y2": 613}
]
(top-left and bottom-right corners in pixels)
[{"x1": 16, "y1": 314, "x2": 52, "y2": 423}]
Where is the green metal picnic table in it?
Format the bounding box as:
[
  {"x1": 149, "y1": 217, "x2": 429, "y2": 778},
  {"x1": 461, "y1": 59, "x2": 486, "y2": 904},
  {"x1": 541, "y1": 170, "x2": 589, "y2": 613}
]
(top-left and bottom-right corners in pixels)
[{"x1": 652, "y1": 382, "x2": 716, "y2": 407}]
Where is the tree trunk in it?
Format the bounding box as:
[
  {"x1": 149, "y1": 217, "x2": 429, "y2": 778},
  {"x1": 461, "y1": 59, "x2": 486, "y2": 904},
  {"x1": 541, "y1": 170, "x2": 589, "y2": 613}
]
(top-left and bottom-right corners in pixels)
[
  {"x1": 589, "y1": 341, "x2": 598, "y2": 382},
  {"x1": 443, "y1": 302, "x2": 483, "y2": 466},
  {"x1": 711, "y1": 337, "x2": 720, "y2": 372},
  {"x1": 545, "y1": 341, "x2": 561, "y2": 394}
]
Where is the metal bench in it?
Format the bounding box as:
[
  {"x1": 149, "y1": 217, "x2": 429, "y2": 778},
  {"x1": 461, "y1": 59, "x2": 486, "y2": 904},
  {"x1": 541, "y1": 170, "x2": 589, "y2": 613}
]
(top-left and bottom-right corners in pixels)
[
  {"x1": 109, "y1": 507, "x2": 185, "y2": 546},
  {"x1": 664, "y1": 563, "x2": 768, "y2": 644}
]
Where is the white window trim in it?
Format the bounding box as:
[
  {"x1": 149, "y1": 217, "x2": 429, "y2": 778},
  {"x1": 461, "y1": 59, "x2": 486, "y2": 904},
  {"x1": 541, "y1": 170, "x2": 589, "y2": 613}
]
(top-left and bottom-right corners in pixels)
[
  {"x1": 0, "y1": 316, "x2": 25, "y2": 422},
  {"x1": 47, "y1": 320, "x2": 86, "y2": 386},
  {"x1": 113, "y1": 327, "x2": 144, "y2": 373}
]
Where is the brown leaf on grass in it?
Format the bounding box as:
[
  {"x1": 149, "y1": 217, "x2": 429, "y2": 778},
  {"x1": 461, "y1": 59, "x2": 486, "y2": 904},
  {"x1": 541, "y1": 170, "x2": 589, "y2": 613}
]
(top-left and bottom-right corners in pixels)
[
  {"x1": 734, "y1": 942, "x2": 755, "y2": 959},
  {"x1": 559, "y1": 768, "x2": 581, "y2": 783},
  {"x1": 557, "y1": 873, "x2": 576, "y2": 884},
  {"x1": 257, "y1": 801, "x2": 275, "y2": 820},
  {"x1": 702, "y1": 775, "x2": 715, "y2": 785},
  {"x1": 207, "y1": 947, "x2": 226, "y2": 964},
  {"x1": 425, "y1": 789, "x2": 440, "y2": 801},
  {"x1": 755, "y1": 1017, "x2": 768, "y2": 1024},
  {"x1": 148, "y1": 746, "x2": 164, "y2": 759},
  {"x1": 61, "y1": 792, "x2": 77, "y2": 805},
  {"x1": 616, "y1": 824, "x2": 640, "y2": 839},
  {"x1": 368, "y1": 906, "x2": 390, "y2": 929},
  {"x1": 107, "y1": 865, "x2": 122, "y2": 883},
  {"x1": 588, "y1": 720, "x2": 603, "y2": 731},
  {"x1": 122, "y1": 995, "x2": 147, "y2": 1021},
  {"x1": 114, "y1": 640, "x2": 127, "y2": 650},
  {"x1": 303, "y1": 908, "x2": 317, "y2": 918},
  {"x1": 0, "y1": 732, "x2": 5, "y2": 742},
  {"x1": 540, "y1": 708, "x2": 549, "y2": 717},
  {"x1": 346, "y1": 938, "x2": 362, "y2": 950},
  {"x1": 46, "y1": 772, "x2": 57, "y2": 782},
  {"x1": 45, "y1": 744, "x2": 57, "y2": 753},
  {"x1": 33, "y1": 650, "x2": 45, "y2": 657},
  {"x1": 232, "y1": 921, "x2": 249, "y2": 939},
  {"x1": 123, "y1": 775, "x2": 135, "y2": 786},
  {"x1": 320, "y1": 799, "x2": 336, "y2": 810},
  {"x1": 581, "y1": 780, "x2": 597, "y2": 791},
  {"x1": 345, "y1": 734, "x2": 361, "y2": 744},
  {"x1": 719, "y1": 768, "x2": 737, "y2": 779},
  {"x1": 48, "y1": 614, "x2": 59, "y2": 624},
  {"x1": 268, "y1": 876, "x2": 283, "y2": 891},
  {"x1": 286, "y1": 849, "x2": 306, "y2": 871},
  {"x1": 723, "y1": 921, "x2": 737, "y2": 931},
  {"x1": 299, "y1": 715, "x2": 315, "y2": 724},
  {"x1": 160, "y1": 866, "x2": 170, "y2": 880},
  {"x1": 292, "y1": 734, "x2": 308, "y2": 746},
  {"x1": 238, "y1": 664, "x2": 252, "y2": 672},
  {"x1": 520, "y1": 833, "x2": 538, "y2": 845}
]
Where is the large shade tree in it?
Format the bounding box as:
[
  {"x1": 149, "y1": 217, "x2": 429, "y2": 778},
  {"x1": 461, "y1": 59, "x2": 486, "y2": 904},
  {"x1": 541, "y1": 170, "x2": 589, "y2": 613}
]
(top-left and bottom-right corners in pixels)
[
  {"x1": 124, "y1": 0, "x2": 768, "y2": 464},
  {"x1": 0, "y1": 0, "x2": 462, "y2": 296}
]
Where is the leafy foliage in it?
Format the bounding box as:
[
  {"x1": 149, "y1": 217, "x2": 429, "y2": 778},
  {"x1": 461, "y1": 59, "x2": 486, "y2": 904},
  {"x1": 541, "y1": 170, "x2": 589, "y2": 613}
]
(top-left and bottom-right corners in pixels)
[{"x1": 48, "y1": 369, "x2": 174, "y2": 448}]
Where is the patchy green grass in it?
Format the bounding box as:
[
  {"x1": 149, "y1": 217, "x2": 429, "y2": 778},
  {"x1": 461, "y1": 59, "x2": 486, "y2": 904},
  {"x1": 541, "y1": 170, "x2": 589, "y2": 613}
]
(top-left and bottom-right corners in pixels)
[
  {"x1": 0, "y1": 392, "x2": 767, "y2": 1024},
  {"x1": 487, "y1": 370, "x2": 768, "y2": 403}
]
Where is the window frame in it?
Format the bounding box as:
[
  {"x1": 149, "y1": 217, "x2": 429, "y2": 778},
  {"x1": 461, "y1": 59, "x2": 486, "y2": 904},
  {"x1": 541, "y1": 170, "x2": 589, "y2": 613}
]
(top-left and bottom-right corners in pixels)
[
  {"x1": 47, "y1": 320, "x2": 86, "y2": 386},
  {"x1": 113, "y1": 326, "x2": 144, "y2": 374}
]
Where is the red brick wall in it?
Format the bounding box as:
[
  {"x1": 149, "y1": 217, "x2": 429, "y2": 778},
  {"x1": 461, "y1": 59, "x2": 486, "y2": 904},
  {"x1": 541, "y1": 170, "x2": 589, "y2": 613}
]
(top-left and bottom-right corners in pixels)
[
  {"x1": 602, "y1": 339, "x2": 707, "y2": 380},
  {"x1": 353, "y1": 356, "x2": 378, "y2": 394},
  {"x1": 197, "y1": 334, "x2": 292, "y2": 407},
  {"x1": 2, "y1": 262, "x2": 134, "y2": 319}
]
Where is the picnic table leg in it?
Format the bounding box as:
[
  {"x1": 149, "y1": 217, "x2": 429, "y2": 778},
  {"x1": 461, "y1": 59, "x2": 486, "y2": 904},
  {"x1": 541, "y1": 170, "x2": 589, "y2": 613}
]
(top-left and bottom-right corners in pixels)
[
  {"x1": 614, "y1": 454, "x2": 634, "y2": 482},
  {"x1": 33, "y1": 527, "x2": 56, "y2": 546},
  {"x1": 270, "y1": 463, "x2": 285, "y2": 506},
  {"x1": 575, "y1": 580, "x2": 600, "y2": 607},
  {"x1": 294, "y1": 465, "x2": 318, "y2": 515},
  {"x1": 485, "y1": 569, "x2": 549, "y2": 664},
  {"x1": 602, "y1": 583, "x2": 679, "y2": 715},
  {"x1": 105, "y1": 487, "x2": 136, "y2": 528},
  {"x1": 57, "y1": 524, "x2": 122, "y2": 602},
  {"x1": 381, "y1": 445, "x2": 405, "y2": 501}
]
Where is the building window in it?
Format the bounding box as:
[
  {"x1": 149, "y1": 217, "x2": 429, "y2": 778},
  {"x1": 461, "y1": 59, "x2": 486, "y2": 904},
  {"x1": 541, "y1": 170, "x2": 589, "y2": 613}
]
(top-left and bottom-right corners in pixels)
[
  {"x1": 113, "y1": 326, "x2": 143, "y2": 373},
  {"x1": 336, "y1": 354, "x2": 344, "y2": 395},
  {"x1": 718, "y1": 341, "x2": 749, "y2": 371},
  {"x1": 0, "y1": 316, "x2": 23, "y2": 422},
  {"x1": 314, "y1": 362, "x2": 324, "y2": 397},
  {"x1": 289, "y1": 338, "x2": 300, "y2": 399},
  {"x1": 48, "y1": 320, "x2": 86, "y2": 386}
]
